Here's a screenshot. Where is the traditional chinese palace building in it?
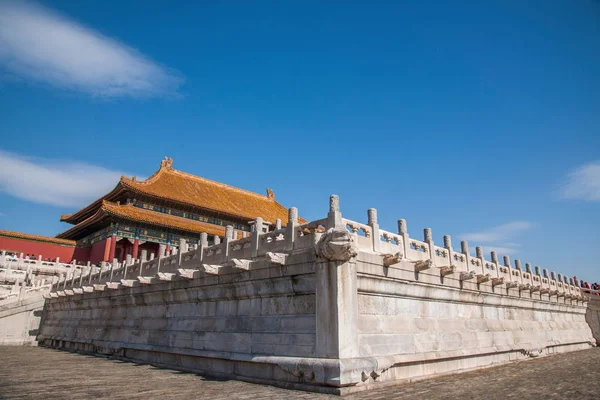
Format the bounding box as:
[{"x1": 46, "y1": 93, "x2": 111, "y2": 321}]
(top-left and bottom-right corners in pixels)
[{"x1": 1, "y1": 157, "x2": 300, "y2": 264}]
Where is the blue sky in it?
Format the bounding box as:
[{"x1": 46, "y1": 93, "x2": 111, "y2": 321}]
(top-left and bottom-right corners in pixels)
[{"x1": 0, "y1": 0, "x2": 598, "y2": 281}]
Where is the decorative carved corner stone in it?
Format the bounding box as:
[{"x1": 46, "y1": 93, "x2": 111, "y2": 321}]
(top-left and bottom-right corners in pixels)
[
  {"x1": 82, "y1": 286, "x2": 94, "y2": 293},
  {"x1": 266, "y1": 252, "x2": 287, "y2": 265},
  {"x1": 382, "y1": 252, "x2": 403, "y2": 267},
  {"x1": 530, "y1": 285, "x2": 541, "y2": 293},
  {"x1": 540, "y1": 288, "x2": 550, "y2": 295},
  {"x1": 203, "y1": 264, "x2": 222, "y2": 275},
  {"x1": 315, "y1": 227, "x2": 358, "y2": 262},
  {"x1": 138, "y1": 276, "x2": 158, "y2": 285},
  {"x1": 517, "y1": 283, "x2": 529, "y2": 291},
  {"x1": 106, "y1": 282, "x2": 122, "y2": 290},
  {"x1": 476, "y1": 274, "x2": 490, "y2": 284},
  {"x1": 439, "y1": 265, "x2": 456, "y2": 277},
  {"x1": 414, "y1": 259, "x2": 433, "y2": 272},
  {"x1": 506, "y1": 281, "x2": 519, "y2": 289},
  {"x1": 177, "y1": 269, "x2": 201, "y2": 280},
  {"x1": 459, "y1": 271, "x2": 476, "y2": 281},
  {"x1": 491, "y1": 277, "x2": 504, "y2": 287},
  {"x1": 231, "y1": 259, "x2": 251, "y2": 270},
  {"x1": 120, "y1": 280, "x2": 138, "y2": 288},
  {"x1": 157, "y1": 272, "x2": 178, "y2": 281}
]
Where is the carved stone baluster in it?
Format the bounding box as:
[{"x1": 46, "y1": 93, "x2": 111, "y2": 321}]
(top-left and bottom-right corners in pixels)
[
  {"x1": 424, "y1": 228, "x2": 436, "y2": 267},
  {"x1": 398, "y1": 219, "x2": 410, "y2": 261},
  {"x1": 368, "y1": 208, "x2": 380, "y2": 253}
]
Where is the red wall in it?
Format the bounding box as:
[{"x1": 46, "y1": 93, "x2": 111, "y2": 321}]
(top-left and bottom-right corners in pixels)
[
  {"x1": 89, "y1": 238, "x2": 110, "y2": 265},
  {"x1": 73, "y1": 247, "x2": 91, "y2": 264},
  {"x1": 0, "y1": 237, "x2": 76, "y2": 262}
]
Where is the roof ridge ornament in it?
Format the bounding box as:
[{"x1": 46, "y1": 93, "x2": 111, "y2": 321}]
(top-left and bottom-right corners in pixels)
[
  {"x1": 266, "y1": 188, "x2": 275, "y2": 200},
  {"x1": 161, "y1": 156, "x2": 174, "y2": 169}
]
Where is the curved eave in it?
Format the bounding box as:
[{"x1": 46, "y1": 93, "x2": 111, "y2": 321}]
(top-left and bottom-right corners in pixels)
[
  {"x1": 102, "y1": 203, "x2": 228, "y2": 237},
  {"x1": 60, "y1": 182, "x2": 129, "y2": 224},
  {"x1": 57, "y1": 202, "x2": 232, "y2": 240},
  {"x1": 56, "y1": 207, "x2": 109, "y2": 239}
]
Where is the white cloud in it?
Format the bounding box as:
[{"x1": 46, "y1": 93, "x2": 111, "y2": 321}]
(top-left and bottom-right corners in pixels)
[
  {"x1": 480, "y1": 246, "x2": 520, "y2": 256},
  {"x1": 462, "y1": 221, "x2": 533, "y2": 243},
  {"x1": 0, "y1": 1, "x2": 183, "y2": 98},
  {"x1": 460, "y1": 221, "x2": 533, "y2": 256},
  {"x1": 559, "y1": 161, "x2": 600, "y2": 201},
  {"x1": 0, "y1": 149, "x2": 132, "y2": 207}
]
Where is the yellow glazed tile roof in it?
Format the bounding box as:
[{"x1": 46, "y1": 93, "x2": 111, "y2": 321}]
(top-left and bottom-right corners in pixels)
[
  {"x1": 62, "y1": 157, "x2": 305, "y2": 226},
  {"x1": 120, "y1": 158, "x2": 300, "y2": 224},
  {"x1": 0, "y1": 229, "x2": 76, "y2": 246}
]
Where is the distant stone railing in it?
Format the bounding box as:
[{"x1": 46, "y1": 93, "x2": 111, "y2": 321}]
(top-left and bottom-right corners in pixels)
[
  {"x1": 44, "y1": 195, "x2": 587, "y2": 304},
  {"x1": 0, "y1": 252, "x2": 77, "y2": 277}
]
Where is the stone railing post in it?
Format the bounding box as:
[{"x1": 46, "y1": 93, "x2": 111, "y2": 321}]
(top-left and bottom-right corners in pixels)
[
  {"x1": 275, "y1": 218, "x2": 282, "y2": 230},
  {"x1": 535, "y1": 266, "x2": 541, "y2": 276},
  {"x1": 70, "y1": 267, "x2": 77, "y2": 288},
  {"x1": 525, "y1": 262, "x2": 532, "y2": 274},
  {"x1": 79, "y1": 263, "x2": 88, "y2": 287},
  {"x1": 158, "y1": 244, "x2": 166, "y2": 258},
  {"x1": 424, "y1": 228, "x2": 436, "y2": 266},
  {"x1": 141, "y1": 250, "x2": 148, "y2": 263},
  {"x1": 285, "y1": 207, "x2": 298, "y2": 251},
  {"x1": 368, "y1": 208, "x2": 380, "y2": 253},
  {"x1": 398, "y1": 219, "x2": 410, "y2": 259},
  {"x1": 224, "y1": 226, "x2": 233, "y2": 259},
  {"x1": 475, "y1": 246, "x2": 484, "y2": 272},
  {"x1": 109, "y1": 259, "x2": 117, "y2": 282},
  {"x1": 180, "y1": 238, "x2": 188, "y2": 253},
  {"x1": 199, "y1": 232, "x2": 208, "y2": 262},
  {"x1": 251, "y1": 217, "x2": 263, "y2": 258},
  {"x1": 214, "y1": 236, "x2": 221, "y2": 245},
  {"x1": 514, "y1": 259, "x2": 522, "y2": 271},
  {"x1": 327, "y1": 195, "x2": 343, "y2": 229},
  {"x1": 179, "y1": 238, "x2": 187, "y2": 264},
  {"x1": 0, "y1": 250, "x2": 5, "y2": 267},
  {"x1": 461, "y1": 241, "x2": 471, "y2": 270},
  {"x1": 443, "y1": 235, "x2": 454, "y2": 266}
]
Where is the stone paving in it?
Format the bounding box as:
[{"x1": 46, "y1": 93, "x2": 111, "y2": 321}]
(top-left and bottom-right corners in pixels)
[{"x1": 0, "y1": 347, "x2": 598, "y2": 399}]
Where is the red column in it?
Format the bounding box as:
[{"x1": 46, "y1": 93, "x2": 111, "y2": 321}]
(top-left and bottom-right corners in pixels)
[
  {"x1": 103, "y1": 238, "x2": 111, "y2": 262},
  {"x1": 132, "y1": 239, "x2": 139, "y2": 260},
  {"x1": 108, "y1": 235, "x2": 117, "y2": 261}
]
